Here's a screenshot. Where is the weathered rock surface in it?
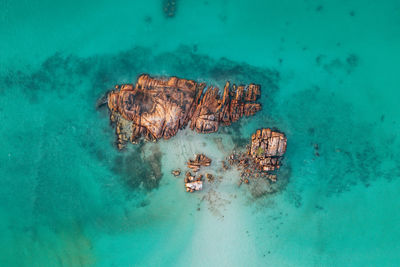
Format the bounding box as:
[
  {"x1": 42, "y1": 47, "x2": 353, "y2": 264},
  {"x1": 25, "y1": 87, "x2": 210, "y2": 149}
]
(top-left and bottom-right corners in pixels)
[
  {"x1": 184, "y1": 171, "x2": 203, "y2": 192},
  {"x1": 106, "y1": 74, "x2": 261, "y2": 149},
  {"x1": 187, "y1": 154, "x2": 212, "y2": 172},
  {"x1": 229, "y1": 128, "x2": 287, "y2": 182},
  {"x1": 250, "y1": 128, "x2": 287, "y2": 171},
  {"x1": 185, "y1": 181, "x2": 203, "y2": 192},
  {"x1": 163, "y1": 0, "x2": 177, "y2": 18}
]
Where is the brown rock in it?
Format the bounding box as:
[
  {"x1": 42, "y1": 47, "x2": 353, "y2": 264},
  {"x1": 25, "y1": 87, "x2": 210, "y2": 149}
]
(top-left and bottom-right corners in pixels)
[
  {"x1": 185, "y1": 181, "x2": 203, "y2": 192},
  {"x1": 187, "y1": 154, "x2": 212, "y2": 172},
  {"x1": 185, "y1": 171, "x2": 195, "y2": 182},
  {"x1": 171, "y1": 169, "x2": 181, "y2": 177},
  {"x1": 267, "y1": 174, "x2": 277, "y2": 182},
  {"x1": 250, "y1": 128, "x2": 287, "y2": 171},
  {"x1": 230, "y1": 128, "x2": 287, "y2": 183},
  {"x1": 105, "y1": 74, "x2": 261, "y2": 149}
]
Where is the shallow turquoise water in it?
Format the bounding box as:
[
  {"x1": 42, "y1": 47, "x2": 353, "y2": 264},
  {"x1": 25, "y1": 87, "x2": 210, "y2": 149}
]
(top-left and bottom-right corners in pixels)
[{"x1": 1, "y1": 0, "x2": 400, "y2": 266}]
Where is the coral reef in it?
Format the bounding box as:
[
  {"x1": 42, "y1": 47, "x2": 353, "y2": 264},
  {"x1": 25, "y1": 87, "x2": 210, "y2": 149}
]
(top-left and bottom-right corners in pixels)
[{"x1": 106, "y1": 74, "x2": 261, "y2": 149}]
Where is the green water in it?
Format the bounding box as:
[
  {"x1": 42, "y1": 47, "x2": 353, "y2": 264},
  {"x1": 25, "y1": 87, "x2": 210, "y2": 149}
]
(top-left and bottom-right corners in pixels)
[{"x1": 1, "y1": 0, "x2": 400, "y2": 266}]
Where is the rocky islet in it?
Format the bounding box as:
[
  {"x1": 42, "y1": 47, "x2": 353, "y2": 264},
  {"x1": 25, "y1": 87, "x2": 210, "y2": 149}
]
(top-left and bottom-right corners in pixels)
[
  {"x1": 229, "y1": 128, "x2": 287, "y2": 184},
  {"x1": 105, "y1": 74, "x2": 262, "y2": 149},
  {"x1": 102, "y1": 74, "x2": 287, "y2": 191}
]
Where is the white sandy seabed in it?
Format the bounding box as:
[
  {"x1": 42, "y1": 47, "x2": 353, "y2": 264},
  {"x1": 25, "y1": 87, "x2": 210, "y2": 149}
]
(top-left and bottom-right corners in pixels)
[
  {"x1": 94, "y1": 122, "x2": 400, "y2": 267},
  {"x1": 100, "y1": 126, "x2": 279, "y2": 267}
]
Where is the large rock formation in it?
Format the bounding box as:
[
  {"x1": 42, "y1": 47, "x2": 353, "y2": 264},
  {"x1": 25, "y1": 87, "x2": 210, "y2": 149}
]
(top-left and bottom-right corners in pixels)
[
  {"x1": 228, "y1": 128, "x2": 287, "y2": 182},
  {"x1": 106, "y1": 74, "x2": 261, "y2": 149}
]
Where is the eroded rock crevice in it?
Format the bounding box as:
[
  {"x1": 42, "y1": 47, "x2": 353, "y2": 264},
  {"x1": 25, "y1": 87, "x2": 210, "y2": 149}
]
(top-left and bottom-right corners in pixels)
[{"x1": 106, "y1": 74, "x2": 262, "y2": 149}]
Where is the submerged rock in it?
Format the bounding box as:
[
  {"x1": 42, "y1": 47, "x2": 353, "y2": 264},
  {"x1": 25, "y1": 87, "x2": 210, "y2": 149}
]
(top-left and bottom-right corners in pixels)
[
  {"x1": 206, "y1": 173, "x2": 214, "y2": 182},
  {"x1": 250, "y1": 128, "x2": 287, "y2": 172},
  {"x1": 105, "y1": 74, "x2": 261, "y2": 149},
  {"x1": 163, "y1": 0, "x2": 177, "y2": 18},
  {"x1": 171, "y1": 169, "x2": 181, "y2": 177}
]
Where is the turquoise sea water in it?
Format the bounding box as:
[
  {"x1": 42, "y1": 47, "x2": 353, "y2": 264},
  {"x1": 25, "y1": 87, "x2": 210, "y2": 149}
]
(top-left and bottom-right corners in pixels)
[{"x1": 1, "y1": 0, "x2": 400, "y2": 266}]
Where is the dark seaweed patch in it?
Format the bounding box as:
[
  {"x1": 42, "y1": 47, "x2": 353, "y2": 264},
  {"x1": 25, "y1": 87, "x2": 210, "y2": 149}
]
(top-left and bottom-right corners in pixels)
[
  {"x1": 3, "y1": 43, "x2": 395, "y2": 201},
  {"x1": 219, "y1": 120, "x2": 246, "y2": 148},
  {"x1": 2, "y1": 45, "x2": 279, "y2": 104},
  {"x1": 249, "y1": 166, "x2": 291, "y2": 199},
  {"x1": 281, "y1": 87, "x2": 400, "y2": 197},
  {"x1": 0, "y1": 45, "x2": 279, "y2": 198},
  {"x1": 315, "y1": 53, "x2": 359, "y2": 74},
  {"x1": 111, "y1": 144, "x2": 163, "y2": 191}
]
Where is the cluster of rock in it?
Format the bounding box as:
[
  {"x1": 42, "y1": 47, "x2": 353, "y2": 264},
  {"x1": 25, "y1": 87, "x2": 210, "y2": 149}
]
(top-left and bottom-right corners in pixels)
[
  {"x1": 172, "y1": 153, "x2": 214, "y2": 193},
  {"x1": 163, "y1": 0, "x2": 177, "y2": 18},
  {"x1": 187, "y1": 154, "x2": 212, "y2": 172},
  {"x1": 102, "y1": 74, "x2": 289, "y2": 193},
  {"x1": 228, "y1": 128, "x2": 287, "y2": 183},
  {"x1": 106, "y1": 74, "x2": 261, "y2": 149},
  {"x1": 184, "y1": 172, "x2": 203, "y2": 192}
]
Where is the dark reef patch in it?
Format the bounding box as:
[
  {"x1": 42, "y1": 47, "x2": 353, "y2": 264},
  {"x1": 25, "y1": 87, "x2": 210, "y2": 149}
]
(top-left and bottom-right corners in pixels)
[
  {"x1": 1, "y1": 45, "x2": 280, "y2": 105},
  {"x1": 0, "y1": 45, "x2": 279, "y2": 195},
  {"x1": 162, "y1": 0, "x2": 177, "y2": 18},
  {"x1": 112, "y1": 144, "x2": 163, "y2": 191},
  {"x1": 2, "y1": 44, "x2": 397, "y2": 201},
  {"x1": 249, "y1": 166, "x2": 291, "y2": 199},
  {"x1": 219, "y1": 120, "x2": 248, "y2": 149},
  {"x1": 315, "y1": 53, "x2": 359, "y2": 74},
  {"x1": 281, "y1": 87, "x2": 400, "y2": 197}
]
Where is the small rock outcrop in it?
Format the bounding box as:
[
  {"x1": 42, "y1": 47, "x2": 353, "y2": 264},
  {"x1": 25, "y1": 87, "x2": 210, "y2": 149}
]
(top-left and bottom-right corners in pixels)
[
  {"x1": 163, "y1": 0, "x2": 177, "y2": 18},
  {"x1": 187, "y1": 154, "x2": 212, "y2": 172},
  {"x1": 229, "y1": 128, "x2": 287, "y2": 182},
  {"x1": 184, "y1": 171, "x2": 203, "y2": 192},
  {"x1": 106, "y1": 74, "x2": 261, "y2": 149},
  {"x1": 249, "y1": 128, "x2": 287, "y2": 172},
  {"x1": 171, "y1": 169, "x2": 181, "y2": 177}
]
